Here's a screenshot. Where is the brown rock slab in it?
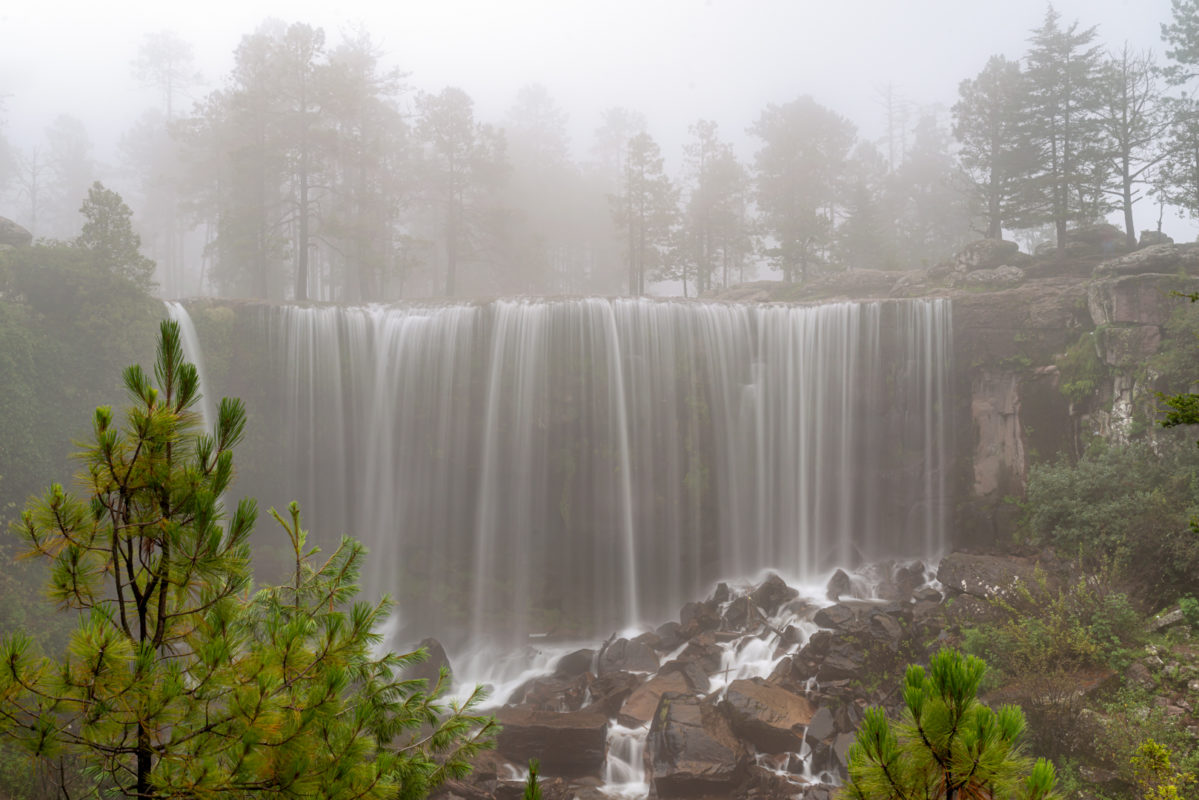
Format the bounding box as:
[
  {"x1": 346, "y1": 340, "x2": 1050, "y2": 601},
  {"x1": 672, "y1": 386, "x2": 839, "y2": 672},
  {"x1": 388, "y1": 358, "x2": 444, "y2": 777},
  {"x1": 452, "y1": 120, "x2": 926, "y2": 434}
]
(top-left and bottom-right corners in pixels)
[
  {"x1": 647, "y1": 692, "x2": 747, "y2": 797},
  {"x1": 721, "y1": 678, "x2": 815, "y2": 753},
  {"x1": 618, "y1": 670, "x2": 690, "y2": 727},
  {"x1": 495, "y1": 708, "x2": 608, "y2": 778}
]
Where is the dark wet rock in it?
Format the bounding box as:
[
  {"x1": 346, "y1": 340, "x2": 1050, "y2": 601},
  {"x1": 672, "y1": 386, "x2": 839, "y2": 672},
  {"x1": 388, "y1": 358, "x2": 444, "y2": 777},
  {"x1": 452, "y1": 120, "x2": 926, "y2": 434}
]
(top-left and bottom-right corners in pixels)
[
  {"x1": 805, "y1": 706, "x2": 835, "y2": 745},
  {"x1": 658, "y1": 658, "x2": 711, "y2": 694},
  {"x1": 749, "y1": 573, "x2": 799, "y2": 615},
  {"x1": 506, "y1": 672, "x2": 591, "y2": 711},
  {"x1": 678, "y1": 633, "x2": 725, "y2": 674},
  {"x1": 712, "y1": 582, "x2": 731, "y2": 603},
  {"x1": 721, "y1": 678, "x2": 815, "y2": 753},
  {"x1": 583, "y1": 671, "x2": 642, "y2": 717},
  {"x1": 656, "y1": 621, "x2": 685, "y2": 651},
  {"x1": 812, "y1": 603, "x2": 862, "y2": 633},
  {"x1": 816, "y1": 647, "x2": 864, "y2": 682},
  {"x1": 868, "y1": 611, "x2": 903, "y2": 646},
  {"x1": 833, "y1": 700, "x2": 866, "y2": 735},
  {"x1": 618, "y1": 670, "x2": 691, "y2": 727},
  {"x1": 406, "y1": 637, "x2": 453, "y2": 688},
  {"x1": 831, "y1": 732, "x2": 857, "y2": 770},
  {"x1": 797, "y1": 784, "x2": 838, "y2": 800},
  {"x1": 599, "y1": 638, "x2": 659, "y2": 674},
  {"x1": 554, "y1": 648, "x2": 595, "y2": 678},
  {"x1": 780, "y1": 624, "x2": 806, "y2": 647},
  {"x1": 679, "y1": 600, "x2": 721, "y2": 638},
  {"x1": 495, "y1": 707, "x2": 608, "y2": 778},
  {"x1": 722, "y1": 595, "x2": 765, "y2": 631},
  {"x1": 647, "y1": 692, "x2": 748, "y2": 798},
  {"x1": 825, "y1": 569, "x2": 852, "y2": 602},
  {"x1": 633, "y1": 631, "x2": 663, "y2": 651}
]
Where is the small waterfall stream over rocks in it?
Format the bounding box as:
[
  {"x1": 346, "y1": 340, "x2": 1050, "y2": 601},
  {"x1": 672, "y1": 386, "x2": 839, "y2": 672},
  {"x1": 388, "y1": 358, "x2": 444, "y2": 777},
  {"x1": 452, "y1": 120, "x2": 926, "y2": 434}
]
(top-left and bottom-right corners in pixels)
[{"x1": 169, "y1": 296, "x2": 953, "y2": 799}]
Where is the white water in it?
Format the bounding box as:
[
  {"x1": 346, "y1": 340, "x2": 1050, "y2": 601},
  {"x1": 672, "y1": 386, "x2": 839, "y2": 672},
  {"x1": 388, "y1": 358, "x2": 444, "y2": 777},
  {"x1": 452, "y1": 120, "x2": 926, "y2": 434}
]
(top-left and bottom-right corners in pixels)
[
  {"x1": 165, "y1": 297, "x2": 953, "y2": 652},
  {"x1": 164, "y1": 300, "x2": 216, "y2": 431}
]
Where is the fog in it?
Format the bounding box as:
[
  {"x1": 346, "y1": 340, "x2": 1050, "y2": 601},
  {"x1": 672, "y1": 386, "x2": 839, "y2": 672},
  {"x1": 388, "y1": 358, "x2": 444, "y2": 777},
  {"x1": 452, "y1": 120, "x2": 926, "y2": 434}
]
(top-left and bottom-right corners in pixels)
[
  {"x1": 0, "y1": 0, "x2": 1193, "y2": 298},
  {"x1": 4, "y1": 1, "x2": 1172, "y2": 158}
]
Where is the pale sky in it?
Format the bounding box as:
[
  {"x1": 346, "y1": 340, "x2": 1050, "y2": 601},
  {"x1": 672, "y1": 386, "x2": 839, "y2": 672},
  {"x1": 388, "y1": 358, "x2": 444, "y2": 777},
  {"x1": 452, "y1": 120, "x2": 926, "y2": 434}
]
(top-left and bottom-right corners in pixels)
[{"x1": 2, "y1": 0, "x2": 1195, "y2": 240}]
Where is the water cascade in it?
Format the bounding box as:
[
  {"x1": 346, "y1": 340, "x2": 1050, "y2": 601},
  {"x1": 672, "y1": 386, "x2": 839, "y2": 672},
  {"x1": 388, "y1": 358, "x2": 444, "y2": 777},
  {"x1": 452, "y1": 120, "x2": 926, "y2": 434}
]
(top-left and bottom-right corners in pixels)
[{"x1": 174, "y1": 297, "x2": 952, "y2": 650}]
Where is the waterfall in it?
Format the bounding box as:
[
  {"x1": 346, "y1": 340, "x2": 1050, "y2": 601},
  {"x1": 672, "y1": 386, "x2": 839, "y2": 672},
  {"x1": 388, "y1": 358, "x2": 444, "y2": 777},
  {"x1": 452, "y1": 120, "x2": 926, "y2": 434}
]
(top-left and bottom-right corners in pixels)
[{"x1": 167, "y1": 297, "x2": 953, "y2": 650}]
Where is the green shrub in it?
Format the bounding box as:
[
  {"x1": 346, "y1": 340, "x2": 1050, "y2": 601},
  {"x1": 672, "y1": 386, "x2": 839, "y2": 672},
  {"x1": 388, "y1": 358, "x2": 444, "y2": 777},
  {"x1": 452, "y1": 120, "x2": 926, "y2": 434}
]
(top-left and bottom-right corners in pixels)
[{"x1": 1021, "y1": 434, "x2": 1199, "y2": 599}]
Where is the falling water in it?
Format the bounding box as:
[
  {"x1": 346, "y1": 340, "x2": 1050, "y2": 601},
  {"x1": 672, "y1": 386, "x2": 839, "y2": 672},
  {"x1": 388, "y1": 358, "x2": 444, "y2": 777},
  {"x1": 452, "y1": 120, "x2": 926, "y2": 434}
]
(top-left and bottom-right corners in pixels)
[
  {"x1": 164, "y1": 301, "x2": 217, "y2": 431},
  {"x1": 168, "y1": 297, "x2": 953, "y2": 650}
]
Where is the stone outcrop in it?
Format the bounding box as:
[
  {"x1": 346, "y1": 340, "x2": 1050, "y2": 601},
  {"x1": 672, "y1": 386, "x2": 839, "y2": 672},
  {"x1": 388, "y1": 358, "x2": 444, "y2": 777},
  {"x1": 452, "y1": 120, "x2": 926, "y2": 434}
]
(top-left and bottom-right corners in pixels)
[
  {"x1": 0, "y1": 217, "x2": 32, "y2": 249},
  {"x1": 646, "y1": 692, "x2": 747, "y2": 798},
  {"x1": 721, "y1": 678, "x2": 815, "y2": 753},
  {"x1": 494, "y1": 708, "x2": 608, "y2": 777},
  {"x1": 953, "y1": 238, "x2": 1026, "y2": 271}
]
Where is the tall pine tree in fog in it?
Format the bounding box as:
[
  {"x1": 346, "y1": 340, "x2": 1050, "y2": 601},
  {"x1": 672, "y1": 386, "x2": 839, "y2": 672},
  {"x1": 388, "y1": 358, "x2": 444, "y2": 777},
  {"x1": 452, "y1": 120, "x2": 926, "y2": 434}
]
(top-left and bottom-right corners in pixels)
[
  {"x1": 751, "y1": 96, "x2": 855, "y2": 282},
  {"x1": 954, "y1": 55, "x2": 1031, "y2": 238},
  {"x1": 1022, "y1": 6, "x2": 1107, "y2": 250},
  {"x1": 611, "y1": 131, "x2": 676, "y2": 296},
  {"x1": 416, "y1": 87, "x2": 508, "y2": 296},
  {"x1": 680, "y1": 120, "x2": 750, "y2": 294}
]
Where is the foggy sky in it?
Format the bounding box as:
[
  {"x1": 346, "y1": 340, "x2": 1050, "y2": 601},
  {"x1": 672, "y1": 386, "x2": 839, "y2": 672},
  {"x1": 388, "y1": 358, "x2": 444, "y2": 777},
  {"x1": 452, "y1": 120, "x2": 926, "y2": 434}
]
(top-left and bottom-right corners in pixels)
[{"x1": 3, "y1": 0, "x2": 1195, "y2": 240}]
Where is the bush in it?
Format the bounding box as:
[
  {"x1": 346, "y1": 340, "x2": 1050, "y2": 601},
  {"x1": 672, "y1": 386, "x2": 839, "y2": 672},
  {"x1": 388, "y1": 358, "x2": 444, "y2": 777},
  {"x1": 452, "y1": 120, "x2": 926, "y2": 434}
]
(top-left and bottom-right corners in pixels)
[{"x1": 1021, "y1": 434, "x2": 1199, "y2": 599}]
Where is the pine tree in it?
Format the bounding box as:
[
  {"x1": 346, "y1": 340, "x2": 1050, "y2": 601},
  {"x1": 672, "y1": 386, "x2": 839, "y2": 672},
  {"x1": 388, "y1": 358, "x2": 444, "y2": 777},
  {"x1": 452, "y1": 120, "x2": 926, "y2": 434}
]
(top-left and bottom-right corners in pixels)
[
  {"x1": 77, "y1": 181, "x2": 157, "y2": 290},
  {"x1": 0, "y1": 320, "x2": 495, "y2": 798},
  {"x1": 841, "y1": 649, "x2": 1059, "y2": 800},
  {"x1": 1021, "y1": 7, "x2": 1107, "y2": 250}
]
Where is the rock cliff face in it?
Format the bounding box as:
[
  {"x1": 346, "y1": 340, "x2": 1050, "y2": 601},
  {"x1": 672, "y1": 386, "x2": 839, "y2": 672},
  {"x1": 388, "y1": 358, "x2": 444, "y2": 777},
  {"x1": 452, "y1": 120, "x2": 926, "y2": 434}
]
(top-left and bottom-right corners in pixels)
[{"x1": 705, "y1": 240, "x2": 1199, "y2": 546}]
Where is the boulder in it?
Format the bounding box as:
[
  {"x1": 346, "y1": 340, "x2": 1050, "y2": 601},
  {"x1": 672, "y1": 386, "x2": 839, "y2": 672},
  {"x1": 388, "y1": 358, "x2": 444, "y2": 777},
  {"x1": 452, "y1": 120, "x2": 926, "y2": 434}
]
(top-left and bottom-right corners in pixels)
[
  {"x1": 554, "y1": 648, "x2": 595, "y2": 678},
  {"x1": 825, "y1": 569, "x2": 853, "y2": 602},
  {"x1": 1140, "y1": 230, "x2": 1174, "y2": 248},
  {"x1": 506, "y1": 672, "x2": 591, "y2": 712},
  {"x1": 812, "y1": 603, "x2": 864, "y2": 633},
  {"x1": 1066, "y1": 222, "x2": 1127, "y2": 254},
  {"x1": 749, "y1": 573, "x2": 799, "y2": 615},
  {"x1": 679, "y1": 601, "x2": 721, "y2": 638},
  {"x1": 721, "y1": 678, "x2": 816, "y2": 753},
  {"x1": 953, "y1": 239, "x2": 1024, "y2": 271},
  {"x1": 617, "y1": 670, "x2": 691, "y2": 727},
  {"x1": 958, "y1": 265, "x2": 1025, "y2": 288},
  {"x1": 658, "y1": 658, "x2": 711, "y2": 694},
  {"x1": 722, "y1": 595, "x2": 764, "y2": 631},
  {"x1": 936, "y1": 552, "x2": 1046, "y2": 601},
  {"x1": 584, "y1": 671, "x2": 643, "y2": 718},
  {"x1": 646, "y1": 693, "x2": 748, "y2": 798},
  {"x1": 805, "y1": 706, "x2": 835, "y2": 745},
  {"x1": 677, "y1": 633, "x2": 725, "y2": 675},
  {"x1": 1092, "y1": 243, "x2": 1199, "y2": 277},
  {"x1": 406, "y1": 637, "x2": 452, "y2": 689},
  {"x1": 495, "y1": 708, "x2": 608, "y2": 778},
  {"x1": 598, "y1": 638, "x2": 659, "y2": 674},
  {"x1": 655, "y1": 621, "x2": 686, "y2": 651},
  {"x1": 0, "y1": 217, "x2": 32, "y2": 248}
]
